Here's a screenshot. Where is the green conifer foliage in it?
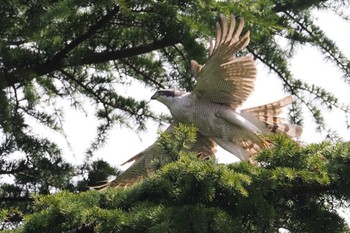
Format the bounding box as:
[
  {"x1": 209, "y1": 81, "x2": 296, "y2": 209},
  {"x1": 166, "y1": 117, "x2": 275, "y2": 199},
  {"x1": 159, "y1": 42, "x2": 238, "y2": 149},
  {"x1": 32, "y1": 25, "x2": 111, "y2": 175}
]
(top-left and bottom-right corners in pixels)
[
  {"x1": 8, "y1": 130, "x2": 350, "y2": 233},
  {"x1": 1, "y1": 0, "x2": 350, "y2": 230}
]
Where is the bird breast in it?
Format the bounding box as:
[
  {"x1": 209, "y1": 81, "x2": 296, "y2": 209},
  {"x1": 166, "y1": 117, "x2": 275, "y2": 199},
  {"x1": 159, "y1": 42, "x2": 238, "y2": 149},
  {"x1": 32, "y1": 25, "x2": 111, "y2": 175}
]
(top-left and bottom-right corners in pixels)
[{"x1": 168, "y1": 95, "x2": 242, "y2": 139}]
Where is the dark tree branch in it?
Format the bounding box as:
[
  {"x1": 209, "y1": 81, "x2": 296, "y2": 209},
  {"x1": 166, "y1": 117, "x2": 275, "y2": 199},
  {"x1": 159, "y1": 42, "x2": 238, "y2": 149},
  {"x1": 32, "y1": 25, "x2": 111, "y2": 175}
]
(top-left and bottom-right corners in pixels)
[
  {"x1": 35, "y1": 38, "x2": 180, "y2": 76},
  {"x1": 0, "y1": 197, "x2": 32, "y2": 202},
  {"x1": 120, "y1": 58, "x2": 166, "y2": 89},
  {"x1": 283, "y1": 10, "x2": 350, "y2": 79},
  {"x1": 63, "y1": 223, "x2": 95, "y2": 233},
  {"x1": 0, "y1": 169, "x2": 19, "y2": 175},
  {"x1": 4, "y1": 6, "x2": 119, "y2": 87},
  {"x1": 273, "y1": 0, "x2": 329, "y2": 13},
  {"x1": 4, "y1": 5, "x2": 180, "y2": 88},
  {"x1": 248, "y1": 49, "x2": 296, "y2": 95},
  {"x1": 249, "y1": 49, "x2": 326, "y2": 128},
  {"x1": 52, "y1": 6, "x2": 120, "y2": 61},
  {"x1": 4, "y1": 37, "x2": 181, "y2": 88},
  {"x1": 59, "y1": 69, "x2": 156, "y2": 120},
  {"x1": 78, "y1": 37, "x2": 181, "y2": 66}
]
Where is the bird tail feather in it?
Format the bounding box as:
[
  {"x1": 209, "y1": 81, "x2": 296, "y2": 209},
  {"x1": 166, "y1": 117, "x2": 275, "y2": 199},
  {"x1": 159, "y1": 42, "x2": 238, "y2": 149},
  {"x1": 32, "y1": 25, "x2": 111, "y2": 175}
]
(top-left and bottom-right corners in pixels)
[{"x1": 242, "y1": 96, "x2": 302, "y2": 138}]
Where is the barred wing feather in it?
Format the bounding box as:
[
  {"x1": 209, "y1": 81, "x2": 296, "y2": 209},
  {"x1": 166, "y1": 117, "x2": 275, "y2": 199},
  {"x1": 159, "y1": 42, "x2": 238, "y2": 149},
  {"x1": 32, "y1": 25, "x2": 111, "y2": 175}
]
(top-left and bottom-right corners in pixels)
[
  {"x1": 242, "y1": 96, "x2": 303, "y2": 138},
  {"x1": 100, "y1": 123, "x2": 216, "y2": 189},
  {"x1": 193, "y1": 14, "x2": 256, "y2": 109}
]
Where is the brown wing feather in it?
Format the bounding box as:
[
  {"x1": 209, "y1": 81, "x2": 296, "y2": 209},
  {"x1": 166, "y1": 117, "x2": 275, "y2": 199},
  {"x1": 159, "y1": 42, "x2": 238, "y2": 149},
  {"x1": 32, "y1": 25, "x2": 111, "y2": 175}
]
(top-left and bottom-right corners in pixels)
[
  {"x1": 242, "y1": 96, "x2": 303, "y2": 138},
  {"x1": 193, "y1": 14, "x2": 256, "y2": 109},
  {"x1": 243, "y1": 96, "x2": 293, "y2": 117},
  {"x1": 98, "y1": 123, "x2": 216, "y2": 189}
]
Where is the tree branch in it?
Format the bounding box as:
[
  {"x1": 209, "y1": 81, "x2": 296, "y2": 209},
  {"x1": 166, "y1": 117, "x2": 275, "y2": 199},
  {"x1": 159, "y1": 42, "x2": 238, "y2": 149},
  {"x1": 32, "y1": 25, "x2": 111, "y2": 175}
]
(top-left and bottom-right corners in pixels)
[
  {"x1": 59, "y1": 69, "x2": 156, "y2": 121},
  {"x1": 249, "y1": 48, "x2": 327, "y2": 128},
  {"x1": 78, "y1": 37, "x2": 180, "y2": 66},
  {"x1": 119, "y1": 58, "x2": 166, "y2": 89},
  {"x1": 283, "y1": 10, "x2": 350, "y2": 79},
  {"x1": 5, "y1": 37, "x2": 180, "y2": 88},
  {"x1": 63, "y1": 222, "x2": 95, "y2": 233},
  {"x1": 4, "y1": 6, "x2": 119, "y2": 87},
  {"x1": 4, "y1": 5, "x2": 180, "y2": 87},
  {"x1": 52, "y1": 5, "x2": 120, "y2": 62},
  {"x1": 0, "y1": 196, "x2": 32, "y2": 202}
]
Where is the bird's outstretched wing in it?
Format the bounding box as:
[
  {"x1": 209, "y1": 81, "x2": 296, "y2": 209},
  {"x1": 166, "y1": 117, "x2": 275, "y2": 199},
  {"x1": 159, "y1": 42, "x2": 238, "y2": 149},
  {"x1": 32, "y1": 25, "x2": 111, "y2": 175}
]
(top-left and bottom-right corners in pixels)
[
  {"x1": 192, "y1": 14, "x2": 256, "y2": 109},
  {"x1": 100, "y1": 122, "x2": 216, "y2": 189}
]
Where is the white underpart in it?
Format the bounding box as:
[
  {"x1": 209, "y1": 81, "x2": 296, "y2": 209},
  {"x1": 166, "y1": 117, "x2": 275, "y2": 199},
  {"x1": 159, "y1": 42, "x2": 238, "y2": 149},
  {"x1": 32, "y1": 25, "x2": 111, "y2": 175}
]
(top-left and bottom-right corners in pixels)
[
  {"x1": 217, "y1": 110, "x2": 263, "y2": 134},
  {"x1": 214, "y1": 138, "x2": 247, "y2": 160}
]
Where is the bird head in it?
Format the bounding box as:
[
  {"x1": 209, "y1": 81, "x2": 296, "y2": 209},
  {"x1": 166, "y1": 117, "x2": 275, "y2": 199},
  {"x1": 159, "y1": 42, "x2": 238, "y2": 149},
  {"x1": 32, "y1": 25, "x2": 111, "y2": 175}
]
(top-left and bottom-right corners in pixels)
[{"x1": 151, "y1": 89, "x2": 186, "y2": 107}]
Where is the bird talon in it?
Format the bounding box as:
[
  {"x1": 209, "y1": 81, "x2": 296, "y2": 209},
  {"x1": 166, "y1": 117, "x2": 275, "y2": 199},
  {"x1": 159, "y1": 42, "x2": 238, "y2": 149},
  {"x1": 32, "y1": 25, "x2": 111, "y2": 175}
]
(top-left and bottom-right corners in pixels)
[{"x1": 257, "y1": 134, "x2": 272, "y2": 149}]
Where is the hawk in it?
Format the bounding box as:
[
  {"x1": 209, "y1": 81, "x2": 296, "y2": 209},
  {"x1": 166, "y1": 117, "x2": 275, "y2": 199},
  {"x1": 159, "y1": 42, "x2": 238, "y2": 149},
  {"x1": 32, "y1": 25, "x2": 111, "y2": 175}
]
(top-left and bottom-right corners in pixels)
[
  {"x1": 101, "y1": 14, "x2": 302, "y2": 189},
  {"x1": 151, "y1": 14, "x2": 302, "y2": 160}
]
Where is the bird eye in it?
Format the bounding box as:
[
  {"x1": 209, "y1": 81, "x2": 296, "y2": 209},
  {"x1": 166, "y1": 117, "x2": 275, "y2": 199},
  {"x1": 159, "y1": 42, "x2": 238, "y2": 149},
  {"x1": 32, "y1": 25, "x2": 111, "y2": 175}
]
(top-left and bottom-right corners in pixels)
[{"x1": 159, "y1": 90, "x2": 175, "y2": 97}]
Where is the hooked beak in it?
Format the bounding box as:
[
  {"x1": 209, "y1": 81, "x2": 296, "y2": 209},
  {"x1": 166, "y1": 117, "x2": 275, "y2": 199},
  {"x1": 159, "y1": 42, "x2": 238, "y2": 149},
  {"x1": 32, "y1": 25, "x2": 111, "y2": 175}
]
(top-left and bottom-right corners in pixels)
[{"x1": 151, "y1": 92, "x2": 159, "y2": 100}]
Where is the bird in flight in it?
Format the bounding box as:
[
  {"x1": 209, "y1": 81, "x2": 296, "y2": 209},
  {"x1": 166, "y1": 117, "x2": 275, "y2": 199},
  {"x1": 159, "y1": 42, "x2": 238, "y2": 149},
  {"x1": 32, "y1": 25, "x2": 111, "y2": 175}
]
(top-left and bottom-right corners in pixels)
[
  {"x1": 102, "y1": 14, "x2": 302, "y2": 188},
  {"x1": 151, "y1": 14, "x2": 302, "y2": 161}
]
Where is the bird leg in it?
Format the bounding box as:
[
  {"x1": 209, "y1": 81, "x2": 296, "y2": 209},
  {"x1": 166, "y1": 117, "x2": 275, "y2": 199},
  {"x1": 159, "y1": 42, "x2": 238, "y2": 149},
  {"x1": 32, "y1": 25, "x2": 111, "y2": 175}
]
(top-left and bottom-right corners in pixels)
[{"x1": 256, "y1": 133, "x2": 272, "y2": 149}]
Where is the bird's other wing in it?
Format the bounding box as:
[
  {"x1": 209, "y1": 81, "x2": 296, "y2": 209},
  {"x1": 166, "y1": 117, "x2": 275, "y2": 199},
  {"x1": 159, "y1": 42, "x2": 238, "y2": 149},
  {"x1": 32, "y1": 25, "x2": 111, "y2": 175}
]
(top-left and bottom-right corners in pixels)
[
  {"x1": 103, "y1": 123, "x2": 216, "y2": 189},
  {"x1": 191, "y1": 131, "x2": 217, "y2": 160},
  {"x1": 242, "y1": 96, "x2": 303, "y2": 138},
  {"x1": 107, "y1": 123, "x2": 176, "y2": 189},
  {"x1": 192, "y1": 14, "x2": 256, "y2": 109}
]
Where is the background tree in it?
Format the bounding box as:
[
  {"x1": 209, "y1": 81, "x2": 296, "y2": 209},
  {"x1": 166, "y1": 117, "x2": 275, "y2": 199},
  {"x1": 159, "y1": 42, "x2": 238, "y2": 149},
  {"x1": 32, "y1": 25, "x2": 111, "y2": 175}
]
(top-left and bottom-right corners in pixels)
[{"x1": 0, "y1": 0, "x2": 350, "y2": 230}]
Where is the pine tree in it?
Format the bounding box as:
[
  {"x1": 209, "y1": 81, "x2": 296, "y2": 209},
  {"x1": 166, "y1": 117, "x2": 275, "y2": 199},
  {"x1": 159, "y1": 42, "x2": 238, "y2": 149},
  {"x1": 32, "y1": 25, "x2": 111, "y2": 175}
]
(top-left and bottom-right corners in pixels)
[
  {"x1": 1, "y1": 0, "x2": 350, "y2": 230},
  {"x1": 6, "y1": 125, "x2": 350, "y2": 233}
]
